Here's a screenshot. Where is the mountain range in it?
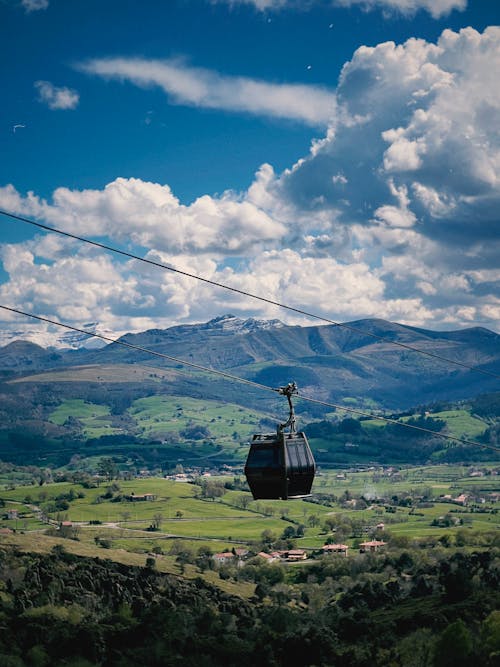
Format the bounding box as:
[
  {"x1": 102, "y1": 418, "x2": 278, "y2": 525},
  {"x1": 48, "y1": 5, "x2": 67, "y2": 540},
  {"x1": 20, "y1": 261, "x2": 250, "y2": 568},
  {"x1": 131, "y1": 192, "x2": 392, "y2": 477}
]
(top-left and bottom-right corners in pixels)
[{"x1": 1, "y1": 314, "x2": 499, "y2": 411}]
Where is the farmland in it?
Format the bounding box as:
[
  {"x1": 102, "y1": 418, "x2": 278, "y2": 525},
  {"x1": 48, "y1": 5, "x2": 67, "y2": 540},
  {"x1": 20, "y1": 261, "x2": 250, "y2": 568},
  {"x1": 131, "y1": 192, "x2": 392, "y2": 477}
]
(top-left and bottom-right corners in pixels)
[{"x1": 1, "y1": 464, "x2": 498, "y2": 566}]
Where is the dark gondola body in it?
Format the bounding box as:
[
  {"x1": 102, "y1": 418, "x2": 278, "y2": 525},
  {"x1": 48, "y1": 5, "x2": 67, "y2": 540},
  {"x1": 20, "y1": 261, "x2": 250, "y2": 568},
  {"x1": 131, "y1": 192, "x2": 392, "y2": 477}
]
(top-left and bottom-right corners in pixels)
[{"x1": 244, "y1": 430, "x2": 316, "y2": 500}]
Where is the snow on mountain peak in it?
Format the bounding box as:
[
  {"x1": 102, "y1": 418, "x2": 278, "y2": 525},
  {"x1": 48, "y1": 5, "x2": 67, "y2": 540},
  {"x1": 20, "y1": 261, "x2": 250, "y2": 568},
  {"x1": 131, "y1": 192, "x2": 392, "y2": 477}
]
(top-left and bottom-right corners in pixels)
[
  {"x1": 207, "y1": 314, "x2": 284, "y2": 333},
  {"x1": 0, "y1": 322, "x2": 111, "y2": 350}
]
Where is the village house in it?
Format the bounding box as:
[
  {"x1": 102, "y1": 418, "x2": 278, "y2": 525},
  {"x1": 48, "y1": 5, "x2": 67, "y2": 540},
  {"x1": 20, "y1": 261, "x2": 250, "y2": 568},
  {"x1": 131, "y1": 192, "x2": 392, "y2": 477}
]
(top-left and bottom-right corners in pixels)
[
  {"x1": 322, "y1": 543, "x2": 349, "y2": 557},
  {"x1": 164, "y1": 473, "x2": 194, "y2": 482},
  {"x1": 283, "y1": 549, "x2": 308, "y2": 561},
  {"x1": 359, "y1": 540, "x2": 386, "y2": 553},
  {"x1": 257, "y1": 552, "x2": 280, "y2": 563},
  {"x1": 234, "y1": 548, "x2": 249, "y2": 558},
  {"x1": 213, "y1": 552, "x2": 234, "y2": 565}
]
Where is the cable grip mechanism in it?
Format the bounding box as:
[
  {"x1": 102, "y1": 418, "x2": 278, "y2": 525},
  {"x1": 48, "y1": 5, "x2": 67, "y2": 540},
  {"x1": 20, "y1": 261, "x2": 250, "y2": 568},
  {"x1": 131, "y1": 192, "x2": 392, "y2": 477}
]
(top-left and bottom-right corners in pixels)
[{"x1": 275, "y1": 381, "x2": 298, "y2": 434}]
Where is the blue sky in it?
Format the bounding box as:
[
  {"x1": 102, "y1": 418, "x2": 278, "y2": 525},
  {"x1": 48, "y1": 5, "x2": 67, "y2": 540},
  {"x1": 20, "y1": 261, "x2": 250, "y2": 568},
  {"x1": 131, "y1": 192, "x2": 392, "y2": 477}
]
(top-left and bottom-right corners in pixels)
[{"x1": 1, "y1": 0, "x2": 499, "y2": 344}]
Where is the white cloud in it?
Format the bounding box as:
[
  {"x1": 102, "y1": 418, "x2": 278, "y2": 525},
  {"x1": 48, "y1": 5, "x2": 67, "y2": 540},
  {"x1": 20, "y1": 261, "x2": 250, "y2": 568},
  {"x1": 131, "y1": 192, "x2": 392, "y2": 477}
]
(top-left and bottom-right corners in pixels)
[
  {"x1": 79, "y1": 57, "x2": 336, "y2": 126},
  {"x1": 334, "y1": 0, "x2": 466, "y2": 19},
  {"x1": 34, "y1": 80, "x2": 79, "y2": 110},
  {"x1": 3, "y1": 26, "x2": 500, "y2": 336},
  {"x1": 0, "y1": 177, "x2": 439, "y2": 333},
  {"x1": 271, "y1": 27, "x2": 500, "y2": 252},
  {"x1": 215, "y1": 0, "x2": 303, "y2": 8},
  {"x1": 243, "y1": 26, "x2": 500, "y2": 328},
  {"x1": 0, "y1": 178, "x2": 287, "y2": 256},
  {"x1": 21, "y1": 0, "x2": 49, "y2": 13},
  {"x1": 214, "y1": 0, "x2": 466, "y2": 18},
  {"x1": 0, "y1": 241, "x2": 139, "y2": 327}
]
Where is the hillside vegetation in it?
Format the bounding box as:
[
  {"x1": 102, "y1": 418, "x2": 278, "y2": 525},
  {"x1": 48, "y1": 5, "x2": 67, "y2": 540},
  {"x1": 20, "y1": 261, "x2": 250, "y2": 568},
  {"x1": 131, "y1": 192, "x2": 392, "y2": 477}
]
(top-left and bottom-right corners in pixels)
[{"x1": 1, "y1": 317, "x2": 500, "y2": 470}]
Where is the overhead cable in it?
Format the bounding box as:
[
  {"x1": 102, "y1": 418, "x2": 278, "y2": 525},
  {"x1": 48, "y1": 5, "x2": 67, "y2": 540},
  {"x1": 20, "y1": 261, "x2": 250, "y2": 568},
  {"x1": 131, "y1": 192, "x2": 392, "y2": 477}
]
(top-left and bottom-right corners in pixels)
[
  {"x1": 1, "y1": 208, "x2": 499, "y2": 381},
  {"x1": 2, "y1": 304, "x2": 498, "y2": 454}
]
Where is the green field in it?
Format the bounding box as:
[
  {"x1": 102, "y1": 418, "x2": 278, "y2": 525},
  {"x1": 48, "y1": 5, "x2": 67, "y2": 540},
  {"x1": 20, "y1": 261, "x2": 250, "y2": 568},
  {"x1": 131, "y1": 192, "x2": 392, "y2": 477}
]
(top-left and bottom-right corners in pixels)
[
  {"x1": 362, "y1": 408, "x2": 488, "y2": 439},
  {"x1": 49, "y1": 399, "x2": 121, "y2": 438},
  {"x1": 0, "y1": 465, "x2": 498, "y2": 559},
  {"x1": 47, "y1": 394, "x2": 270, "y2": 456},
  {"x1": 129, "y1": 394, "x2": 264, "y2": 447}
]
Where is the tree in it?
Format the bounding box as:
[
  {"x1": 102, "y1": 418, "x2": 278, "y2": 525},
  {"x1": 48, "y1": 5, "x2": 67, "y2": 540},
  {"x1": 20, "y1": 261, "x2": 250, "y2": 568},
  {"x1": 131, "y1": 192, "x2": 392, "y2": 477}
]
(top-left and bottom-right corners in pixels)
[
  {"x1": 151, "y1": 513, "x2": 163, "y2": 531},
  {"x1": 176, "y1": 549, "x2": 194, "y2": 573},
  {"x1": 200, "y1": 480, "x2": 225, "y2": 500},
  {"x1": 179, "y1": 424, "x2": 211, "y2": 440},
  {"x1": 254, "y1": 582, "x2": 270, "y2": 601},
  {"x1": 261, "y1": 529, "x2": 276, "y2": 547},
  {"x1": 281, "y1": 526, "x2": 296, "y2": 540},
  {"x1": 236, "y1": 493, "x2": 251, "y2": 510},
  {"x1": 195, "y1": 546, "x2": 213, "y2": 572},
  {"x1": 97, "y1": 457, "x2": 118, "y2": 481},
  {"x1": 433, "y1": 620, "x2": 472, "y2": 667},
  {"x1": 270, "y1": 583, "x2": 293, "y2": 606},
  {"x1": 481, "y1": 611, "x2": 500, "y2": 665},
  {"x1": 397, "y1": 629, "x2": 436, "y2": 667},
  {"x1": 338, "y1": 418, "x2": 362, "y2": 434}
]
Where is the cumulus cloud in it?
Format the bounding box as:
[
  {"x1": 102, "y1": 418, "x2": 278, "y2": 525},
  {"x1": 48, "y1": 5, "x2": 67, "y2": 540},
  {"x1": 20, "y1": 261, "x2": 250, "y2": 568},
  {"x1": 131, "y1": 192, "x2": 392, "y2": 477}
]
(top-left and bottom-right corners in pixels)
[
  {"x1": 34, "y1": 80, "x2": 79, "y2": 110},
  {"x1": 0, "y1": 178, "x2": 287, "y2": 256},
  {"x1": 214, "y1": 0, "x2": 466, "y2": 17},
  {"x1": 2, "y1": 26, "x2": 500, "y2": 336},
  {"x1": 21, "y1": 0, "x2": 49, "y2": 12},
  {"x1": 79, "y1": 57, "x2": 336, "y2": 126},
  {"x1": 248, "y1": 26, "x2": 500, "y2": 328},
  {"x1": 272, "y1": 27, "x2": 500, "y2": 251}
]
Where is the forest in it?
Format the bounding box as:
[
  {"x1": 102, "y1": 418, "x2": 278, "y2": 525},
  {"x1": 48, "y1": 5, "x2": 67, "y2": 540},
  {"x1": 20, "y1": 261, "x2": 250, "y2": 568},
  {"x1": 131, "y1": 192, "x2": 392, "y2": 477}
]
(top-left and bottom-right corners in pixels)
[{"x1": 0, "y1": 541, "x2": 498, "y2": 666}]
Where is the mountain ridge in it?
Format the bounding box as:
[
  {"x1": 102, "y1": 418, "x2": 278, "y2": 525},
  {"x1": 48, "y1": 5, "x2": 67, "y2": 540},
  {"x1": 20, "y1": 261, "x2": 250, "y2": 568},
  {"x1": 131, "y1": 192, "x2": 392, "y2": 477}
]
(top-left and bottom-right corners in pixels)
[{"x1": 2, "y1": 315, "x2": 499, "y2": 410}]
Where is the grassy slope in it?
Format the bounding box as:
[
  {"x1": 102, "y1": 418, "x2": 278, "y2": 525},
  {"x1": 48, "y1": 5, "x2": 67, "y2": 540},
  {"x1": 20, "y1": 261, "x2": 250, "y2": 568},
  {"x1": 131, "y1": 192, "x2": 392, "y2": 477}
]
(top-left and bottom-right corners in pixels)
[
  {"x1": 46, "y1": 394, "x2": 272, "y2": 457},
  {"x1": 0, "y1": 468, "x2": 498, "y2": 555},
  {"x1": 129, "y1": 394, "x2": 266, "y2": 445},
  {"x1": 362, "y1": 408, "x2": 488, "y2": 438},
  {"x1": 49, "y1": 398, "x2": 121, "y2": 438},
  {"x1": 0, "y1": 531, "x2": 254, "y2": 597}
]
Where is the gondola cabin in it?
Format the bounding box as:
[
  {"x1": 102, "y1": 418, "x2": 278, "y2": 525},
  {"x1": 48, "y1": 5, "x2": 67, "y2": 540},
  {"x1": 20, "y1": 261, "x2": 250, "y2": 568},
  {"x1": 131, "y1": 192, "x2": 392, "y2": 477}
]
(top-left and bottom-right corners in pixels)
[{"x1": 244, "y1": 382, "x2": 316, "y2": 500}]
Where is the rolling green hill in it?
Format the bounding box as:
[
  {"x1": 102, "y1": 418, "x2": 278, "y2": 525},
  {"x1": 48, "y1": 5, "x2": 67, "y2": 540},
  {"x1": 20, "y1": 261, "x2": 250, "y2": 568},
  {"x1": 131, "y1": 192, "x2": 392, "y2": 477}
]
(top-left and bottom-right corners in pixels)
[{"x1": 1, "y1": 316, "x2": 500, "y2": 469}]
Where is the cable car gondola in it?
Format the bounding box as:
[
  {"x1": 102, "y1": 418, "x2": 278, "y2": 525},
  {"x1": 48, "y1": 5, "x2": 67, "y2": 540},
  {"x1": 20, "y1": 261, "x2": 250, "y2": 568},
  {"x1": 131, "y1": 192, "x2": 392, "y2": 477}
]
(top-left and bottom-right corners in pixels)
[{"x1": 244, "y1": 382, "x2": 316, "y2": 500}]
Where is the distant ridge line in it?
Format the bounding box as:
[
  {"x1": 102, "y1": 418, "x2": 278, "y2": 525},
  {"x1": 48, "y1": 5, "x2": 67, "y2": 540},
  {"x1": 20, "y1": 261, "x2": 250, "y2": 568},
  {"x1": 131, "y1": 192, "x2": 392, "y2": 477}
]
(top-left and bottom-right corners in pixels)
[
  {"x1": 1, "y1": 303, "x2": 499, "y2": 454},
  {"x1": 0, "y1": 207, "x2": 499, "y2": 380}
]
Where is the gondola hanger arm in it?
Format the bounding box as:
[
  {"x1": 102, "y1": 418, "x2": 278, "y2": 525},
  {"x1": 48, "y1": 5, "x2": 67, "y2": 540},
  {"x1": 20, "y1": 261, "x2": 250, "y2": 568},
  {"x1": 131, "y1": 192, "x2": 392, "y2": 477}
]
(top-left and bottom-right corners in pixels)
[{"x1": 275, "y1": 382, "x2": 298, "y2": 434}]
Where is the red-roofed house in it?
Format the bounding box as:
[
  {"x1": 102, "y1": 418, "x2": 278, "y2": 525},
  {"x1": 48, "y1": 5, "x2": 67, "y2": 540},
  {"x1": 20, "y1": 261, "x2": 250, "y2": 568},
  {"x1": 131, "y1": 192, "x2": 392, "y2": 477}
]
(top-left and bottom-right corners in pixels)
[
  {"x1": 257, "y1": 552, "x2": 280, "y2": 562},
  {"x1": 213, "y1": 552, "x2": 234, "y2": 565},
  {"x1": 234, "y1": 548, "x2": 249, "y2": 558},
  {"x1": 322, "y1": 543, "x2": 349, "y2": 556}
]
